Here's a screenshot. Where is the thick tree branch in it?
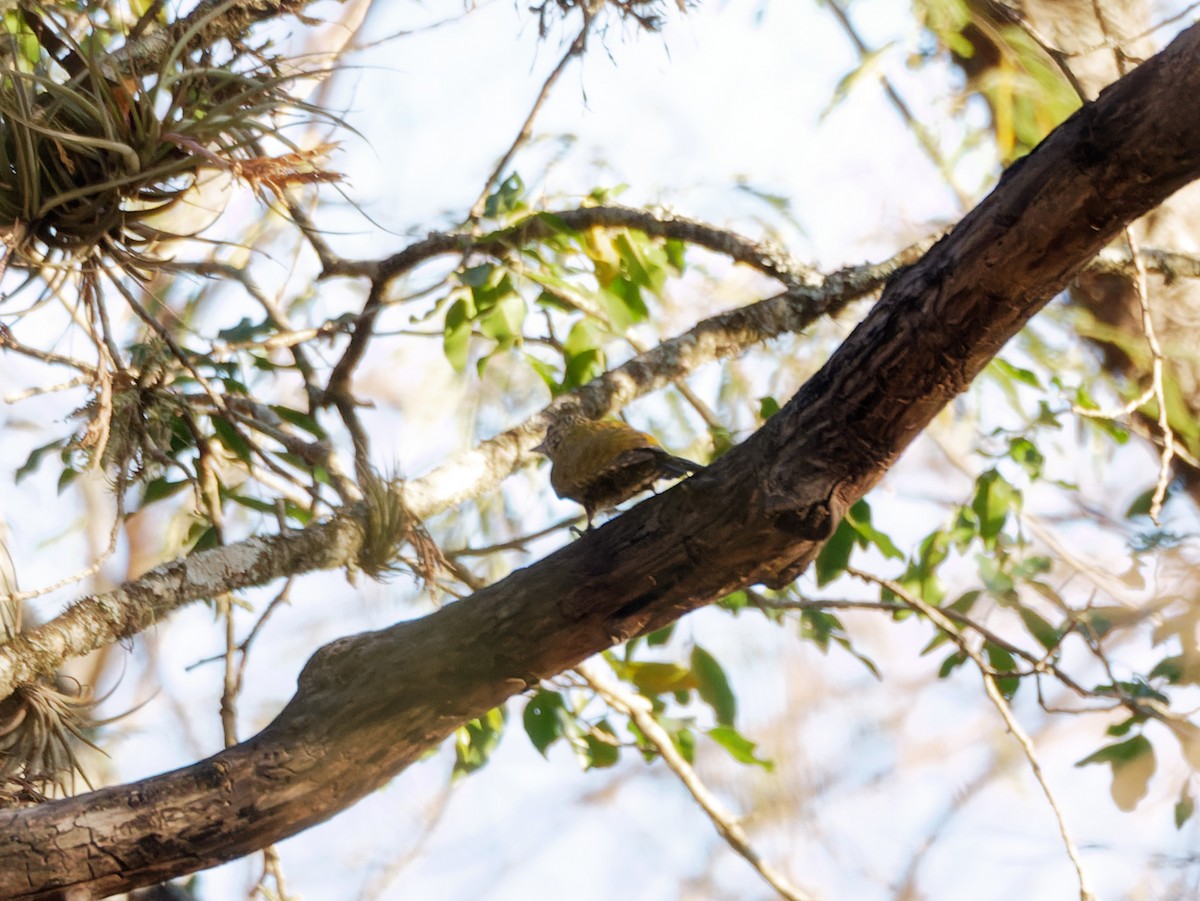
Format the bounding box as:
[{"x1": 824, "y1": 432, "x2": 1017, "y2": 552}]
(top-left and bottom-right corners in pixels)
[
  {"x1": 0, "y1": 517, "x2": 362, "y2": 701},
  {"x1": 5, "y1": 21, "x2": 1200, "y2": 899}
]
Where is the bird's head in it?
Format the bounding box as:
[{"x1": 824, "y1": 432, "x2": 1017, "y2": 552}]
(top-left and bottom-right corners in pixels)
[{"x1": 532, "y1": 414, "x2": 582, "y2": 459}]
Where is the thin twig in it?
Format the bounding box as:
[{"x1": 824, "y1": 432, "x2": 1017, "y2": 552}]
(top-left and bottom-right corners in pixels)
[
  {"x1": 1082, "y1": 9, "x2": 1175, "y2": 523},
  {"x1": 0, "y1": 330, "x2": 97, "y2": 377},
  {"x1": 1126, "y1": 231, "x2": 1174, "y2": 523},
  {"x1": 358, "y1": 785, "x2": 457, "y2": 901},
  {"x1": 847, "y1": 567, "x2": 1095, "y2": 901},
  {"x1": 323, "y1": 202, "x2": 822, "y2": 403},
  {"x1": 752, "y1": 590, "x2": 1102, "y2": 701},
  {"x1": 250, "y1": 844, "x2": 296, "y2": 901},
  {"x1": 576, "y1": 660, "x2": 816, "y2": 901},
  {"x1": 219, "y1": 593, "x2": 239, "y2": 748},
  {"x1": 446, "y1": 515, "x2": 582, "y2": 557},
  {"x1": 467, "y1": 17, "x2": 594, "y2": 222},
  {"x1": 0, "y1": 493, "x2": 123, "y2": 605},
  {"x1": 825, "y1": 0, "x2": 972, "y2": 209}
]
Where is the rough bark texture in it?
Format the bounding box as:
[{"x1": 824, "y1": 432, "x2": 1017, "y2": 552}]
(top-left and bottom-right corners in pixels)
[{"x1": 4, "y1": 21, "x2": 1200, "y2": 900}]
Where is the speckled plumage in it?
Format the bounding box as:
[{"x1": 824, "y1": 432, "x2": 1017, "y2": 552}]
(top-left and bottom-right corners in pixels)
[{"x1": 534, "y1": 417, "x2": 700, "y2": 529}]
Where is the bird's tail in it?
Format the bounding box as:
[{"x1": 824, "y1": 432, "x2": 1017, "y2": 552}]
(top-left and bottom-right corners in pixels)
[{"x1": 656, "y1": 451, "x2": 701, "y2": 479}]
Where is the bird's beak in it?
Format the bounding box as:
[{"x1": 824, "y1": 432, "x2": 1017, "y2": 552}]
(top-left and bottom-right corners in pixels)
[{"x1": 532, "y1": 440, "x2": 548, "y2": 456}]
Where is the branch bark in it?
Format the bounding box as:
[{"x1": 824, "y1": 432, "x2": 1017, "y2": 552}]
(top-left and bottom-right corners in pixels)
[{"x1": 5, "y1": 20, "x2": 1200, "y2": 900}]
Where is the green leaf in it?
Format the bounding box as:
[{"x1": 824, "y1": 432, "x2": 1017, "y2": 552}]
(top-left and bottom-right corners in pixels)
[
  {"x1": 483, "y1": 173, "x2": 525, "y2": 218},
  {"x1": 524, "y1": 353, "x2": 560, "y2": 392},
  {"x1": 708, "y1": 725, "x2": 773, "y2": 771},
  {"x1": 142, "y1": 477, "x2": 189, "y2": 505},
  {"x1": 1007, "y1": 437, "x2": 1044, "y2": 478},
  {"x1": 1075, "y1": 734, "x2": 1156, "y2": 812},
  {"x1": 947, "y1": 589, "x2": 981, "y2": 616},
  {"x1": 814, "y1": 518, "x2": 855, "y2": 586},
  {"x1": 972, "y1": 469, "x2": 1018, "y2": 548},
  {"x1": 846, "y1": 500, "x2": 904, "y2": 560},
  {"x1": 271, "y1": 405, "x2": 328, "y2": 439},
  {"x1": 837, "y1": 635, "x2": 882, "y2": 679},
  {"x1": 454, "y1": 706, "x2": 507, "y2": 778},
  {"x1": 976, "y1": 553, "x2": 1015, "y2": 599},
  {"x1": 801, "y1": 610, "x2": 839, "y2": 652},
  {"x1": 708, "y1": 424, "x2": 734, "y2": 458},
  {"x1": 1017, "y1": 606, "x2": 1061, "y2": 650},
  {"x1": 57, "y1": 466, "x2": 81, "y2": 494},
  {"x1": 1176, "y1": 787, "x2": 1194, "y2": 829},
  {"x1": 229, "y1": 494, "x2": 275, "y2": 514},
  {"x1": 758, "y1": 396, "x2": 781, "y2": 421},
  {"x1": 1125, "y1": 487, "x2": 1156, "y2": 519},
  {"x1": 16, "y1": 438, "x2": 68, "y2": 483},
  {"x1": 459, "y1": 263, "x2": 494, "y2": 288},
  {"x1": 618, "y1": 661, "x2": 697, "y2": 696},
  {"x1": 443, "y1": 295, "x2": 474, "y2": 372},
  {"x1": 691, "y1": 646, "x2": 737, "y2": 727},
  {"x1": 189, "y1": 523, "x2": 219, "y2": 552},
  {"x1": 563, "y1": 319, "x2": 602, "y2": 356},
  {"x1": 600, "y1": 277, "x2": 649, "y2": 330},
  {"x1": 985, "y1": 642, "x2": 1019, "y2": 699},
  {"x1": 470, "y1": 271, "x2": 516, "y2": 313},
  {"x1": 664, "y1": 238, "x2": 686, "y2": 272},
  {"x1": 645, "y1": 624, "x2": 675, "y2": 647},
  {"x1": 1075, "y1": 606, "x2": 1131, "y2": 640},
  {"x1": 1095, "y1": 678, "x2": 1168, "y2": 705},
  {"x1": 522, "y1": 690, "x2": 567, "y2": 757},
  {"x1": 559, "y1": 320, "x2": 606, "y2": 390},
  {"x1": 587, "y1": 184, "x2": 629, "y2": 204},
  {"x1": 1076, "y1": 734, "x2": 1154, "y2": 766},
  {"x1": 821, "y1": 42, "x2": 897, "y2": 121},
  {"x1": 614, "y1": 232, "x2": 653, "y2": 288},
  {"x1": 284, "y1": 501, "x2": 313, "y2": 525},
  {"x1": 1011, "y1": 555, "x2": 1051, "y2": 581},
  {"x1": 938, "y1": 648, "x2": 968, "y2": 678},
  {"x1": 992, "y1": 357, "x2": 1042, "y2": 389},
  {"x1": 478, "y1": 294, "x2": 527, "y2": 343},
  {"x1": 217, "y1": 317, "x2": 271, "y2": 342},
  {"x1": 894, "y1": 529, "x2": 949, "y2": 606},
  {"x1": 1148, "y1": 655, "x2": 1185, "y2": 685},
  {"x1": 719, "y1": 590, "x2": 749, "y2": 613},
  {"x1": 210, "y1": 415, "x2": 252, "y2": 462},
  {"x1": 674, "y1": 724, "x2": 695, "y2": 764},
  {"x1": 563, "y1": 348, "x2": 604, "y2": 392},
  {"x1": 582, "y1": 722, "x2": 620, "y2": 769},
  {"x1": 1106, "y1": 717, "x2": 1138, "y2": 738}
]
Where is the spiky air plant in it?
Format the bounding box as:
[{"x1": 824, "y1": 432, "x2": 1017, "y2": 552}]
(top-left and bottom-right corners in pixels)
[
  {"x1": 0, "y1": 0, "x2": 343, "y2": 795},
  {"x1": 0, "y1": 1, "x2": 339, "y2": 284},
  {"x1": 351, "y1": 466, "x2": 449, "y2": 593},
  {"x1": 0, "y1": 678, "x2": 103, "y2": 801},
  {"x1": 0, "y1": 536, "x2": 104, "y2": 800}
]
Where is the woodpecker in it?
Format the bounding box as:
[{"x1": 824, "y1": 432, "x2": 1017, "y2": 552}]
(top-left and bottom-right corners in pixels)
[{"x1": 533, "y1": 416, "x2": 700, "y2": 529}]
